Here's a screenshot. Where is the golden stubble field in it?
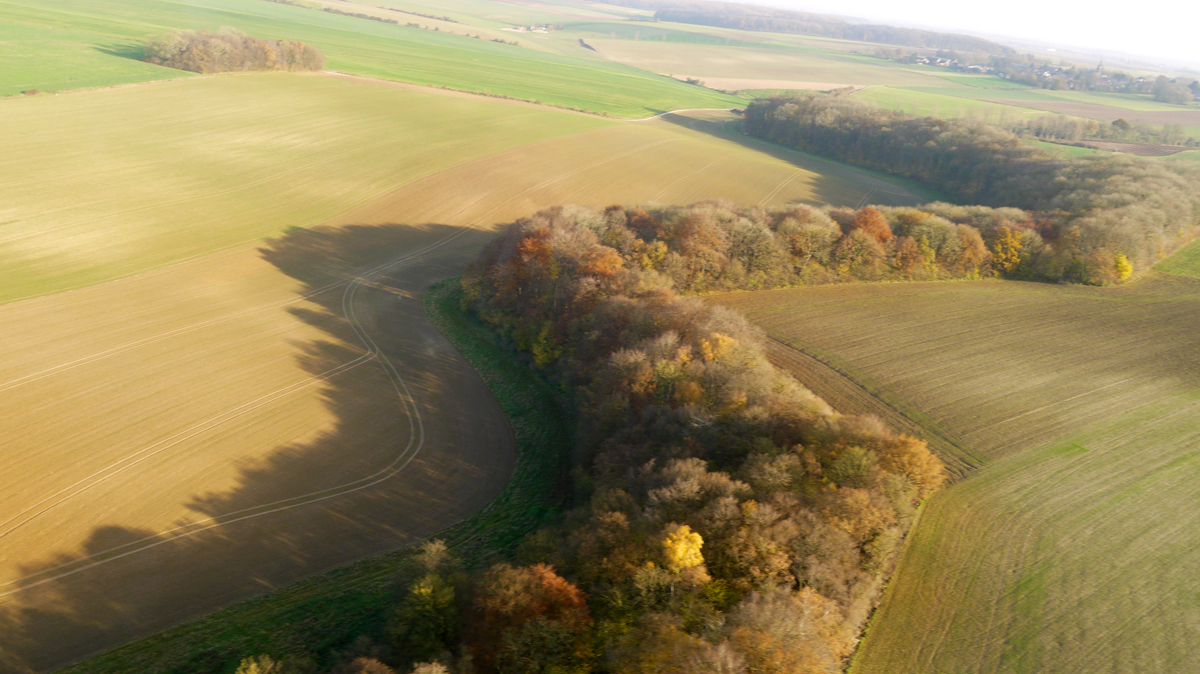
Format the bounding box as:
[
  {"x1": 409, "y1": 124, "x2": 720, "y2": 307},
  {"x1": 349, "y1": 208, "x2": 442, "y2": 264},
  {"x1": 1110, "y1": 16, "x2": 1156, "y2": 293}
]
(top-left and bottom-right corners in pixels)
[
  {"x1": 0, "y1": 73, "x2": 927, "y2": 672},
  {"x1": 712, "y1": 273, "x2": 1200, "y2": 673}
]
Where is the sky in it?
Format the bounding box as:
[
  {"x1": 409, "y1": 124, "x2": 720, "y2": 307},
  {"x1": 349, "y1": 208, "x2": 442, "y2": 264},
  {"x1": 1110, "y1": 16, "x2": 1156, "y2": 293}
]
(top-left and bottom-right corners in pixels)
[{"x1": 748, "y1": 0, "x2": 1200, "y2": 69}]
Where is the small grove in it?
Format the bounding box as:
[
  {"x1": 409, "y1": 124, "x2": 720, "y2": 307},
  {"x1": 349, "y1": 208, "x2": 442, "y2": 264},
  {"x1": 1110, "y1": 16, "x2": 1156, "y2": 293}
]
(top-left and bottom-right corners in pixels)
[
  {"x1": 143, "y1": 28, "x2": 325, "y2": 74},
  {"x1": 744, "y1": 93, "x2": 1200, "y2": 284}
]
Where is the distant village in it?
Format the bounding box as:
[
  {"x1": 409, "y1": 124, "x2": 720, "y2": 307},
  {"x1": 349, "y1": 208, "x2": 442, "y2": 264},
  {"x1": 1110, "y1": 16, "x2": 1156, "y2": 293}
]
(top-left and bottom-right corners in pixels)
[{"x1": 879, "y1": 48, "x2": 1198, "y2": 101}]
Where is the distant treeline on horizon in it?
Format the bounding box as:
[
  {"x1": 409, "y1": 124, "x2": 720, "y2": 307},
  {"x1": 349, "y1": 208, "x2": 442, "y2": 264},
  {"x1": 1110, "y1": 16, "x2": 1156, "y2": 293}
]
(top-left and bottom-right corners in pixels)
[
  {"x1": 143, "y1": 28, "x2": 325, "y2": 74},
  {"x1": 600, "y1": 0, "x2": 1013, "y2": 54}
]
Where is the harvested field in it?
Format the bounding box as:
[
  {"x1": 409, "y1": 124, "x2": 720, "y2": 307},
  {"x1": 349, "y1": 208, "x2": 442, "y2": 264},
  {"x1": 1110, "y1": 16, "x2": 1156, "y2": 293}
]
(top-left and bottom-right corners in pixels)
[
  {"x1": 855, "y1": 86, "x2": 1047, "y2": 121},
  {"x1": 587, "y1": 39, "x2": 950, "y2": 87},
  {"x1": 711, "y1": 275, "x2": 1200, "y2": 673},
  {"x1": 988, "y1": 97, "x2": 1200, "y2": 128},
  {"x1": 0, "y1": 72, "x2": 608, "y2": 303},
  {"x1": 0, "y1": 74, "x2": 927, "y2": 671},
  {"x1": 670, "y1": 76, "x2": 856, "y2": 92}
]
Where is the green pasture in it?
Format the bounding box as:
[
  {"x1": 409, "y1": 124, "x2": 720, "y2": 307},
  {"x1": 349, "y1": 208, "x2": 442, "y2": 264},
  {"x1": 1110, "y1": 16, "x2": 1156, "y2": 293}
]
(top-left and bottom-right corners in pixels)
[
  {"x1": 0, "y1": 21, "x2": 188, "y2": 96},
  {"x1": 0, "y1": 73, "x2": 609, "y2": 302},
  {"x1": 586, "y1": 39, "x2": 951, "y2": 86},
  {"x1": 904, "y1": 86, "x2": 1074, "y2": 101},
  {"x1": 933, "y1": 73, "x2": 1032, "y2": 89},
  {"x1": 854, "y1": 385, "x2": 1200, "y2": 674},
  {"x1": 717, "y1": 275, "x2": 1200, "y2": 674},
  {"x1": 1154, "y1": 238, "x2": 1200, "y2": 278},
  {"x1": 1165, "y1": 149, "x2": 1200, "y2": 161},
  {"x1": 1027, "y1": 139, "x2": 1109, "y2": 158},
  {"x1": 0, "y1": 0, "x2": 741, "y2": 116},
  {"x1": 1042, "y1": 89, "x2": 1200, "y2": 112},
  {"x1": 563, "y1": 21, "x2": 748, "y2": 45},
  {"x1": 854, "y1": 86, "x2": 1047, "y2": 120}
]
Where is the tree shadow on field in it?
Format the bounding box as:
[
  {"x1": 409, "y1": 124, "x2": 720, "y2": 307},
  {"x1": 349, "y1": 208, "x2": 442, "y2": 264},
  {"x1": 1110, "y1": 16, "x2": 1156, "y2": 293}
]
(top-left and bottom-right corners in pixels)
[
  {"x1": 0, "y1": 223, "x2": 516, "y2": 673},
  {"x1": 655, "y1": 111, "x2": 936, "y2": 207},
  {"x1": 94, "y1": 43, "x2": 146, "y2": 62}
]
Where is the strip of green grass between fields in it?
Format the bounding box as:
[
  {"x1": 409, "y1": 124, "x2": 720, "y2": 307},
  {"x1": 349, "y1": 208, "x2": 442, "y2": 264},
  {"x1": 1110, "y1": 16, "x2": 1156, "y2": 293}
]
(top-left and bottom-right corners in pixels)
[
  {"x1": 1153, "y1": 238, "x2": 1200, "y2": 278},
  {"x1": 59, "y1": 277, "x2": 571, "y2": 674}
]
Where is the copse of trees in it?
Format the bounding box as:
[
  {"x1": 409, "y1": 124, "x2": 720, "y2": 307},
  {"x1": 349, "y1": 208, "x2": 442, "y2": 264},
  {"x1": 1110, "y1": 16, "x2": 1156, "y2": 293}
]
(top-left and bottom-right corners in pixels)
[
  {"x1": 450, "y1": 204, "x2": 947, "y2": 673},
  {"x1": 143, "y1": 27, "x2": 325, "y2": 74},
  {"x1": 234, "y1": 203, "x2": 950, "y2": 674},
  {"x1": 744, "y1": 93, "x2": 1200, "y2": 282}
]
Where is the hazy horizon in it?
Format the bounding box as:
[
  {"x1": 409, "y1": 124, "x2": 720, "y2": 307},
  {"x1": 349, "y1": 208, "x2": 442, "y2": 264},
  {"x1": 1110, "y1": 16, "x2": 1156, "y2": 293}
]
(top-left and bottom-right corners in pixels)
[{"x1": 738, "y1": 0, "x2": 1200, "y2": 71}]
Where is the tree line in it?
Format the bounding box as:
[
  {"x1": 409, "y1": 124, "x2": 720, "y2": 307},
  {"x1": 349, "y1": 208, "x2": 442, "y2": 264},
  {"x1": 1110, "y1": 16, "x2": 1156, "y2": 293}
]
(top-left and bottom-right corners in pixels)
[
  {"x1": 233, "y1": 203, "x2": 949, "y2": 674},
  {"x1": 143, "y1": 28, "x2": 325, "y2": 74},
  {"x1": 1012, "y1": 114, "x2": 1197, "y2": 148},
  {"x1": 744, "y1": 93, "x2": 1200, "y2": 283},
  {"x1": 599, "y1": 0, "x2": 1010, "y2": 53}
]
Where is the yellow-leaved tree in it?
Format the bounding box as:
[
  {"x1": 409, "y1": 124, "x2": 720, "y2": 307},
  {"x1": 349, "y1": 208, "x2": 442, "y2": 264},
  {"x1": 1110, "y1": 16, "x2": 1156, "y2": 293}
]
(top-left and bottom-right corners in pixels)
[
  {"x1": 663, "y1": 523, "x2": 704, "y2": 573},
  {"x1": 1115, "y1": 253, "x2": 1133, "y2": 281}
]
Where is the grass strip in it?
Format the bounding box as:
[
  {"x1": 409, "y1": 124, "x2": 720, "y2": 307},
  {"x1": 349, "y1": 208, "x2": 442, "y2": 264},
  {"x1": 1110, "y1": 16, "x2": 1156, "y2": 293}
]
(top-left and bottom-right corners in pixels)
[{"x1": 59, "y1": 277, "x2": 572, "y2": 674}]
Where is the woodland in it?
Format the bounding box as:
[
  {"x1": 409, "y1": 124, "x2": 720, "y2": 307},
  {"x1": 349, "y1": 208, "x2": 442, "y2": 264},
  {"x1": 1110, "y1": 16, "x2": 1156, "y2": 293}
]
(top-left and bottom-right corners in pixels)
[
  {"x1": 143, "y1": 28, "x2": 325, "y2": 74},
  {"x1": 744, "y1": 94, "x2": 1200, "y2": 283},
  {"x1": 234, "y1": 202, "x2": 951, "y2": 674}
]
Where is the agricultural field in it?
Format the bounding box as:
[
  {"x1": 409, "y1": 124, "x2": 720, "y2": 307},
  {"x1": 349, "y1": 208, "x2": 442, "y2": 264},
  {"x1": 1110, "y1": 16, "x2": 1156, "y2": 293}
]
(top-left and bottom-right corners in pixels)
[
  {"x1": 0, "y1": 0, "x2": 739, "y2": 116},
  {"x1": 0, "y1": 73, "x2": 608, "y2": 303},
  {"x1": 0, "y1": 69, "x2": 927, "y2": 672},
  {"x1": 711, "y1": 272, "x2": 1200, "y2": 672},
  {"x1": 582, "y1": 39, "x2": 952, "y2": 89},
  {"x1": 1153, "y1": 238, "x2": 1200, "y2": 278},
  {"x1": 853, "y1": 85, "x2": 1048, "y2": 121},
  {"x1": 0, "y1": 21, "x2": 186, "y2": 96}
]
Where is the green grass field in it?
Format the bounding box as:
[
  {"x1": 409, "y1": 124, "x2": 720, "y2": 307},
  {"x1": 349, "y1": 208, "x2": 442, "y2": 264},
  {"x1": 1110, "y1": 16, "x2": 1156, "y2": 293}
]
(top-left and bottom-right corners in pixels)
[
  {"x1": 1153, "y1": 238, "x2": 1200, "y2": 277},
  {"x1": 854, "y1": 86, "x2": 1048, "y2": 120},
  {"x1": 0, "y1": 0, "x2": 741, "y2": 115},
  {"x1": 584, "y1": 39, "x2": 951, "y2": 87},
  {"x1": 932, "y1": 73, "x2": 1032, "y2": 89},
  {"x1": 1166, "y1": 149, "x2": 1200, "y2": 162},
  {"x1": 1042, "y1": 89, "x2": 1200, "y2": 112},
  {"x1": 713, "y1": 274, "x2": 1200, "y2": 673},
  {"x1": 0, "y1": 21, "x2": 188, "y2": 95},
  {"x1": 1028, "y1": 139, "x2": 1110, "y2": 158}
]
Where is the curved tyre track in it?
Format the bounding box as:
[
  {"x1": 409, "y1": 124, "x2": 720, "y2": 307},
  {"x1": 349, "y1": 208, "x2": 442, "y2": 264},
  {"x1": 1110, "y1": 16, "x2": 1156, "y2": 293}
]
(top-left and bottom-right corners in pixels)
[{"x1": 0, "y1": 226, "x2": 516, "y2": 673}]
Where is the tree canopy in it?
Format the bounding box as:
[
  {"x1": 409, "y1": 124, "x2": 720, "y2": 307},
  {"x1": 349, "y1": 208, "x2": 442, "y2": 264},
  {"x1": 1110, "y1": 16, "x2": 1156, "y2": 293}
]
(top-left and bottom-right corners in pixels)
[{"x1": 143, "y1": 27, "x2": 325, "y2": 74}]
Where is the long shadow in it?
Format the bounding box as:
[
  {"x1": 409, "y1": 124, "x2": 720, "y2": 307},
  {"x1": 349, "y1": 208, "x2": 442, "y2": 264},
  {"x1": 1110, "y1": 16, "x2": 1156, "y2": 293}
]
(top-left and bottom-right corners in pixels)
[
  {"x1": 0, "y1": 223, "x2": 515, "y2": 672},
  {"x1": 94, "y1": 43, "x2": 146, "y2": 62},
  {"x1": 655, "y1": 111, "x2": 944, "y2": 206}
]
